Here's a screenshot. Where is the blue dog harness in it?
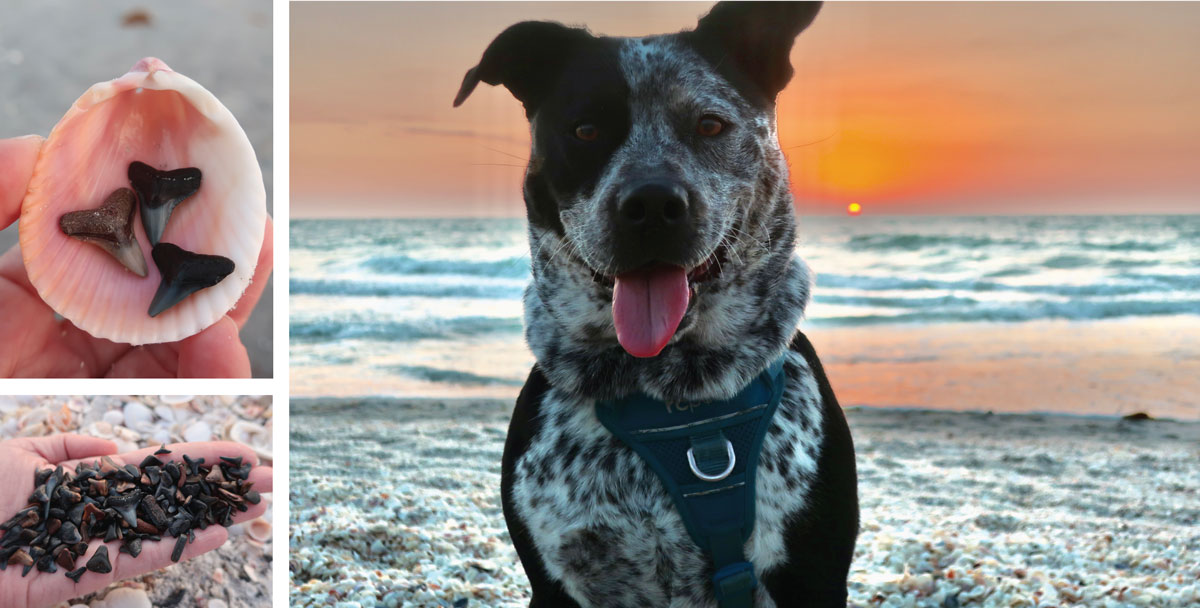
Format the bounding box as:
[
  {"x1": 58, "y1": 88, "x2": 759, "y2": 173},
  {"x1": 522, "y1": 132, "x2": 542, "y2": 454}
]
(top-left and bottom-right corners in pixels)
[{"x1": 595, "y1": 356, "x2": 787, "y2": 608}]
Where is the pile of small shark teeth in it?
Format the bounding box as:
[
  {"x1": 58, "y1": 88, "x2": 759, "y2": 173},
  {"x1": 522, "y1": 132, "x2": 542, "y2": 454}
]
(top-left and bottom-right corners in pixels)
[{"x1": 0, "y1": 447, "x2": 259, "y2": 583}]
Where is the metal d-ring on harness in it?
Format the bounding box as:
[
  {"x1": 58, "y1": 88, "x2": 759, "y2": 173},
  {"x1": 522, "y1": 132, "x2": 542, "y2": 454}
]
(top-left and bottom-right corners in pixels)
[{"x1": 596, "y1": 356, "x2": 788, "y2": 608}]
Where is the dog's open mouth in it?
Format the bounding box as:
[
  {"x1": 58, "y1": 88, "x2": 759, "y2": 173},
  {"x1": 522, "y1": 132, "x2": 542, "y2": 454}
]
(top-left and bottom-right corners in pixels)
[{"x1": 591, "y1": 245, "x2": 728, "y2": 358}]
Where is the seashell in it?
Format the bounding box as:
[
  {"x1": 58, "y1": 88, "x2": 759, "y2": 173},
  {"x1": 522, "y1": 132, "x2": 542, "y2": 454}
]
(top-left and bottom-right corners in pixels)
[
  {"x1": 226, "y1": 419, "x2": 272, "y2": 461},
  {"x1": 150, "y1": 428, "x2": 172, "y2": 446},
  {"x1": 153, "y1": 404, "x2": 176, "y2": 423},
  {"x1": 123, "y1": 401, "x2": 154, "y2": 432},
  {"x1": 246, "y1": 516, "x2": 272, "y2": 543},
  {"x1": 18, "y1": 57, "x2": 266, "y2": 345},
  {"x1": 101, "y1": 409, "x2": 125, "y2": 427},
  {"x1": 183, "y1": 420, "x2": 212, "y2": 443},
  {"x1": 95, "y1": 588, "x2": 151, "y2": 608},
  {"x1": 159, "y1": 395, "x2": 194, "y2": 405}
]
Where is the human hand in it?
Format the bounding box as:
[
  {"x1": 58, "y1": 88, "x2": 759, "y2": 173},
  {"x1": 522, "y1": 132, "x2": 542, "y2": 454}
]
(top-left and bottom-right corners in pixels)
[
  {"x1": 0, "y1": 434, "x2": 273, "y2": 608},
  {"x1": 0, "y1": 136, "x2": 273, "y2": 377}
]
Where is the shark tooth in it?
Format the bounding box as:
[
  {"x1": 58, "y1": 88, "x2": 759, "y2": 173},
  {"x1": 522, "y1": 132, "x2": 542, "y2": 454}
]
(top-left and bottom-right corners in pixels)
[
  {"x1": 58, "y1": 188, "x2": 149, "y2": 277},
  {"x1": 128, "y1": 161, "x2": 202, "y2": 246},
  {"x1": 85, "y1": 545, "x2": 112, "y2": 574},
  {"x1": 148, "y1": 243, "x2": 234, "y2": 317},
  {"x1": 65, "y1": 566, "x2": 87, "y2": 583}
]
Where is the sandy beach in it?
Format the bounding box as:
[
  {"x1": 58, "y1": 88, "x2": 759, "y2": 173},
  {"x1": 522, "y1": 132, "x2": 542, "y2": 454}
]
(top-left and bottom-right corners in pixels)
[
  {"x1": 0, "y1": 0, "x2": 273, "y2": 377},
  {"x1": 290, "y1": 397, "x2": 1200, "y2": 607}
]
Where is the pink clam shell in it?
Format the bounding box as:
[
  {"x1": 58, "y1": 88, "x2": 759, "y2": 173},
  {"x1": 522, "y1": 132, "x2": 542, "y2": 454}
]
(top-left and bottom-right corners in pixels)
[{"x1": 19, "y1": 58, "x2": 266, "y2": 345}]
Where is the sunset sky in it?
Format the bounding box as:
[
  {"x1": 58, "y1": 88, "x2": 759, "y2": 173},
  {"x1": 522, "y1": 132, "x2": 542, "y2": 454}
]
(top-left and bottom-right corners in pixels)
[{"x1": 292, "y1": 2, "x2": 1200, "y2": 217}]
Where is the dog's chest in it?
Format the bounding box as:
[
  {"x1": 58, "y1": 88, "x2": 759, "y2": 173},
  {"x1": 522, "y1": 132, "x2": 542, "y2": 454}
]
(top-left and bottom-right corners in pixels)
[{"x1": 511, "y1": 352, "x2": 825, "y2": 608}]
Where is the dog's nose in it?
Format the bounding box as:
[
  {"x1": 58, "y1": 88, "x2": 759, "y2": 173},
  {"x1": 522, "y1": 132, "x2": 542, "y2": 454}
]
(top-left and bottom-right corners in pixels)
[
  {"x1": 611, "y1": 180, "x2": 697, "y2": 269},
  {"x1": 617, "y1": 181, "x2": 690, "y2": 229}
]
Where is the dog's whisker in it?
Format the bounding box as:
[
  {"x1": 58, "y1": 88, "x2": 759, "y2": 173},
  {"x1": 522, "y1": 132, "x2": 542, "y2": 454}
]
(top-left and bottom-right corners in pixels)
[{"x1": 483, "y1": 145, "x2": 531, "y2": 162}]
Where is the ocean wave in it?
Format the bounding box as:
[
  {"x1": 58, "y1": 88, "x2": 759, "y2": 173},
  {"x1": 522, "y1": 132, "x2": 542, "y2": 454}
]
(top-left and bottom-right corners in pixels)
[
  {"x1": 815, "y1": 273, "x2": 1194, "y2": 297},
  {"x1": 290, "y1": 278, "x2": 526, "y2": 300},
  {"x1": 1041, "y1": 254, "x2": 1094, "y2": 269},
  {"x1": 291, "y1": 315, "x2": 523, "y2": 343},
  {"x1": 361, "y1": 254, "x2": 530, "y2": 278},
  {"x1": 378, "y1": 365, "x2": 524, "y2": 387},
  {"x1": 814, "y1": 294, "x2": 980, "y2": 308},
  {"x1": 811, "y1": 299, "x2": 1200, "y2": 326},
  {"x1": 846, "y1": 233, "x2": 1004, "y2": 251}
]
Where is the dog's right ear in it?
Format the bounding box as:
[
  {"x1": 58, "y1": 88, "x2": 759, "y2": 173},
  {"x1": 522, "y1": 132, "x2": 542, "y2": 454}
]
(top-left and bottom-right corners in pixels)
[{"x1": 453, "y1": 21, "x2": 592, "y2": 117}]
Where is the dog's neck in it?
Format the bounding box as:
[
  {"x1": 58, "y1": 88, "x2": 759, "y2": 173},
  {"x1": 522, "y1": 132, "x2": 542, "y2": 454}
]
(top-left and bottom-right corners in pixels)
[{"x1": 523, "y1": 193, "x2": 811, "y2": 404}]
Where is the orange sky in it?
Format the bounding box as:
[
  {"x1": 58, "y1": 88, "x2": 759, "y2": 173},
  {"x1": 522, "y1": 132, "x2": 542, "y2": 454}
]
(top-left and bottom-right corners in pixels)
[{"x1": 291, "y1": 2, "x2": 1200, "y2": 217}]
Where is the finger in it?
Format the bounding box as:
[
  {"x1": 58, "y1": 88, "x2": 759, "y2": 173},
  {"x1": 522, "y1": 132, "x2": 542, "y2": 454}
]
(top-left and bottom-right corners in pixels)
[
  {"x1": 57, "y1": 440, "x2": 261, "y2": 472},
  {"x1": 8, "y1": 434, "x2": 118, "y2": 465},
  {"x1": 229, "y1": 216, "x2": 273, "y2": 329},
  {"x1": 27, "y1": 530, "x2": 227, "y2": 606},
  {"x1": 175, "y1": 316, "x2": 252, "y2": 378},
  {"x1": 0, "y1": 135, "x2": 42, "y2": 229}
]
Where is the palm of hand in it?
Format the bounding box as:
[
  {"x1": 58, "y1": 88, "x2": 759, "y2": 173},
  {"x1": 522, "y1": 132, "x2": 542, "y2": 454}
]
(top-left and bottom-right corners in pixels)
[{"x1": 0, "y1": 436, "x2": 272, "y2": 608}]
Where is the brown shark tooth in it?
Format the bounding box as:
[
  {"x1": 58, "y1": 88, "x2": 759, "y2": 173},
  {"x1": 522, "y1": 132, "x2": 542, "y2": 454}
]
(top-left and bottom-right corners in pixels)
[
  {"x1": 58, "y1": 188, "x2": 148, "y2": 277},
  {"x1": 148, "y1": 243, "x2": 234, "y2": 317},
  {"x1": 128, "y1": 161, "x2": 202, "y2": 247}
]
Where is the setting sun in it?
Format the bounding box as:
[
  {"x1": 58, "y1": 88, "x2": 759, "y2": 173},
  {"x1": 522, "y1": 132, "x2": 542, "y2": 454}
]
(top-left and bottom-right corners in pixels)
[{"x1": 847, "y1": 202, "x2": 862, "y2": 216}]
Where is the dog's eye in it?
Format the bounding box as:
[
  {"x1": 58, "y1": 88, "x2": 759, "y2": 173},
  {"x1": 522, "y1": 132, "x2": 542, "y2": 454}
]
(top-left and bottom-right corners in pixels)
[
  {"x1": 697, "y1": 116, "x2": 725, "y2": 137},
  {"x1": 574, "y1": 124, "x2": 599, "y2": 141}
]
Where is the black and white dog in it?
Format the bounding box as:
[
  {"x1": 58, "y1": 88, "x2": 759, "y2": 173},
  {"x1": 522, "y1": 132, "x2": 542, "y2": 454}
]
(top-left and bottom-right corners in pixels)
[{"x1": 454, "y1": 2, "x2": 858, "y2": 606}]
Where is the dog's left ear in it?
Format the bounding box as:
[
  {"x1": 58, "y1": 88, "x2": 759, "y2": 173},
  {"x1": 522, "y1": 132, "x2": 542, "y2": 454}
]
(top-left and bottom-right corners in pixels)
[{"x1": 689, "y1": 1, "x2": 822, "y2": 100}]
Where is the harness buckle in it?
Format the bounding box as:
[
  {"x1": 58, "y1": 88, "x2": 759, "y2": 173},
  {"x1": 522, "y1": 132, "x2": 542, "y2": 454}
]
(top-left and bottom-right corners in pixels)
[
  {"x1": 712, "y1": 561, "x2": 757, "y2": 604},
  {"x1": 687, "y1": 437, "x2": 735, "y2": 482}
]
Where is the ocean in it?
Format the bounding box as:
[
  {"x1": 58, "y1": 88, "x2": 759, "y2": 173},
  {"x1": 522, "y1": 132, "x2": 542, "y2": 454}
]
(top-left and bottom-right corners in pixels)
[{"x1": 290, "y1": 215, "x2": 1200, "y2": 401}]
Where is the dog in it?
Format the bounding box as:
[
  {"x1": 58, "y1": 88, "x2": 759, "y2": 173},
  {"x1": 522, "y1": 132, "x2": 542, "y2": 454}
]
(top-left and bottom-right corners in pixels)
[{"x1": 453, "y1": 2, "x2": 858, "y2": 606}]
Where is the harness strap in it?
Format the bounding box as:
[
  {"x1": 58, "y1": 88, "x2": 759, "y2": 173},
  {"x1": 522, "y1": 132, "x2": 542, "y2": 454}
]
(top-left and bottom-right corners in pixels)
[{"x1": 596, "y1": 356, "x2": 787, "y2": 608}]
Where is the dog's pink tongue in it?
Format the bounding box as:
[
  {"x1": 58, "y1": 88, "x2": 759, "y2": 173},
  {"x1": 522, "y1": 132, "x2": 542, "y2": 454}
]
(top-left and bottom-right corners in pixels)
[{"x1": 613, "y1": 264, "x2": 689, "y2": 358}]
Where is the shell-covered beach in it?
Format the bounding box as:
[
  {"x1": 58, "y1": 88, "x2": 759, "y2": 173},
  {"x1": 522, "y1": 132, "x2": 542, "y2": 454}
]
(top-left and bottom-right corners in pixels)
[
  {"x1": 290, "y1": 398, "x2": 1199, "y2": 608},
  {"x1": 0, "y1": 396, "x2": 273, "y2": 608}
]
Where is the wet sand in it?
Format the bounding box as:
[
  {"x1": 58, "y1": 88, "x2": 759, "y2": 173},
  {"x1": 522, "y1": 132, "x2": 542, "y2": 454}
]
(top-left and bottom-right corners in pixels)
[
  {"x1": 290, "y1": 398, "x2": 1200, "y2": 607},
  {"x1": 0, "y1": 0, "x2": 273, "y2": 377},
  {"x1": 807, "y1": 315, "x2": 1200, "y2": 420}
]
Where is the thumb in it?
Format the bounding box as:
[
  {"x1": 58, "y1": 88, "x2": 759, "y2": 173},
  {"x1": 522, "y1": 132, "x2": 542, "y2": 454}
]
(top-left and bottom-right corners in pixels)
[
  {"x1": 0, "y1": 136, "x2": 43, "y2": 229},
  {"x1": 176, "y1": 316, "x2": 252, "y2": 378}
]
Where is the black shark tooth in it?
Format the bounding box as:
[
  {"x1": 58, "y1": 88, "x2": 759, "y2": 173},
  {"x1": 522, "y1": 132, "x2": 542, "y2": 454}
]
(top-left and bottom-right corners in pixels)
[
  {"x1": 58, "y1": 188, "x2": 149, "y2": 276},
  {"x1": 128, "y1": 161, "x2": 202, "y2": 246},
  {"x1": 66, "y1": 566, "x2": 87, "y2": 583},
  {"x1": 170, "y1": 533, "x2": 189, "y2": 563},
  {"x1": 85, "y1": 545, "x2": 112, "y2": 573},
  {"x1": 148, "y1": 243, "x2": 234, "y2": 317},
  {"x1": 106, "y1": 491, "x2": 143, "y2": 528}
]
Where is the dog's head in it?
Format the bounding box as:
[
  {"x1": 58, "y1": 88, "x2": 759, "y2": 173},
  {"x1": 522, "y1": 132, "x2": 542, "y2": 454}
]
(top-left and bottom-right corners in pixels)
[{"x1": 455, "y1": 2, "x2": 820, "y2": 401}]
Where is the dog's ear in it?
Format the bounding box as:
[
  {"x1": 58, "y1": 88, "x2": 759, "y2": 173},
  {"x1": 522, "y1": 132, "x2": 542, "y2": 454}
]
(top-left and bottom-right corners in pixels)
[
  {"x1": 690, "y1": 1, "x2": 821, "y2": 100},
  {"x1": 453, "y1": 21, "x2": 592, "y2": 116}
]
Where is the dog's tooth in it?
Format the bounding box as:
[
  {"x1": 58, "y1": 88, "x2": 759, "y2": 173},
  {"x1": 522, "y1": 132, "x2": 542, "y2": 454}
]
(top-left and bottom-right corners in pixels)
[
  {"x1": 128, "y1": 161, "x2": 203, "y2": 247},
  {"x1": 148, "y1": 243, "x2": 235, "y2": 317},
  {"x1": 58, "y1": 188, "x2": 149, "y2": 277}
]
